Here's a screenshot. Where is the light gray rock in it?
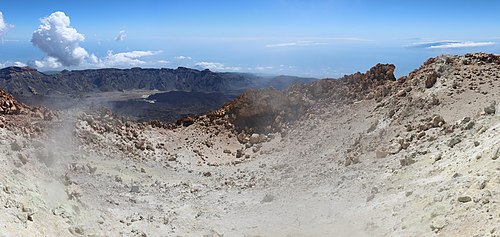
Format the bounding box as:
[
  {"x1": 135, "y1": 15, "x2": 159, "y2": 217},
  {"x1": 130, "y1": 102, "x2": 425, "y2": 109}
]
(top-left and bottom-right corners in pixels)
[
  {"x1": 261, "y1": 194, "x2": 274, "y2": 203},
  {"x1": 249, "y1": 133, "x2": 260, "y2": 145}
]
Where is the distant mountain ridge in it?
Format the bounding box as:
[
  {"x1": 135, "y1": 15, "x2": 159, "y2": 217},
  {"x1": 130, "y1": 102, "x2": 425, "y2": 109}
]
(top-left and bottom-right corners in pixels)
[{"x1": 0, "y1": 66, "x2": 317, "y2": 97}]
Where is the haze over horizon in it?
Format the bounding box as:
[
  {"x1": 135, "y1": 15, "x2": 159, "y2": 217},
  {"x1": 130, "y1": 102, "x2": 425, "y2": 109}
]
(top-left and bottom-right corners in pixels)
[{"x1": 0, "y1": 0, "x2": 499, "y2": 78}]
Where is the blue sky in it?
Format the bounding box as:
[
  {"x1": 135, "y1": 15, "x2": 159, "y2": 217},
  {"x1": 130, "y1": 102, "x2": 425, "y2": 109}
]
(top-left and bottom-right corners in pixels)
[{"x1": 0, "y1": 0, "x2": 499, "y2": 78}]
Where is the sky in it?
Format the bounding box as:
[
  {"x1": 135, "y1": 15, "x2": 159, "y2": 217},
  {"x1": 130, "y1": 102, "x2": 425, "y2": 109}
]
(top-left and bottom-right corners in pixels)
[{"x1": 0, "y1": 0, "x2": 499, "y2": 78}]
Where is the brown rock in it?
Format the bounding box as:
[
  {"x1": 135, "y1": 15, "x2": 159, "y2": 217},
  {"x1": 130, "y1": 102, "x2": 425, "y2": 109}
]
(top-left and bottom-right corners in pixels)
[
  {"x1": 237, "y1": 133, "x2": 249, "y2": 143},
  {"x1": 425, "y1": 72, "x2": 438, "y2": 88},
  {"x1": 176, "y1": 116, "x2": 196, "y2": 127}
]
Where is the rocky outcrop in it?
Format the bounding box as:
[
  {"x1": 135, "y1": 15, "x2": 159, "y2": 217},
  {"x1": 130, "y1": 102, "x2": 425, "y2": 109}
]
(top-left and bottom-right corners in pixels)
[
  {"x1": 218, "y1": 63, "x2": 398, "y2": 133},
  {"x1": 0, "y1": 88, "x2": 27, "y2": 115},
  {"x1": 0, "y1": 87, "x2": 57, "y2": 136}
]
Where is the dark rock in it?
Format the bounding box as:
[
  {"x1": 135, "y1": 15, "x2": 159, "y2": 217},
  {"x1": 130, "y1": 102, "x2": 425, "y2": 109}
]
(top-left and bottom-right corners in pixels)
[
  {"x1": 176, "y1": 116, "x2": 195, "y2": 127},
  {"x1": 130, "y1": 186, "x2": 140, "y2": 193},
  {"x1": 484, "y1": 101, "x2": 496, "y2": 115},
  {"x1": 236, "y1": 149, "x2": 244, "y2": 158},
  {"x1": 202, "y1": 172, "x2": 212, "y2": 177},
  {"x1": 448, "y1": 137, "x2": 461, "y2": 148},
  {"x1": 464, "y1": 121, "x2": 474, "y2": 130},
  {"x1": 457, "y1": 196, "x2": 472, "y2": 203}
]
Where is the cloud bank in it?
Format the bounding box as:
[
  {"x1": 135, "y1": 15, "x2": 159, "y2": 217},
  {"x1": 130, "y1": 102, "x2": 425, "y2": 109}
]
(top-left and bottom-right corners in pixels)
[
  {"x1": 175, "y1": 56, "x2": 192, "y2": 60},
  {"x1": 31, "y1": 11, "x2": 89, "y2": 67},
  {"x1": 411, "y1": 40, "x2": 496, "y2": 49},
  {"x1": 195, "y1": 61, "x2": 241, "y2": 71},
  {"x1": 266, "y1": 40, "x2": 327, "y2": 48},
  {"x1": 0, "y1": 61, "x2": 27, "y2": 68},
  {"x1": 100, "y1": 50, "x2": 161, "y2": 67}
]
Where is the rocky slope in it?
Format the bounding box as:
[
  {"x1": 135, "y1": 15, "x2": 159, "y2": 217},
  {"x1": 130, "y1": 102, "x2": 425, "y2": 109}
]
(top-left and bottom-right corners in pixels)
[{"x1": 0, "y1": 53, "x2": 499, "y2": 236}]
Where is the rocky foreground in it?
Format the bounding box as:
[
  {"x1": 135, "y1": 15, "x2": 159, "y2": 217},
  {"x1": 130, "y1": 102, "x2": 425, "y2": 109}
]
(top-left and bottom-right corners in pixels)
[{"x1": 0, "y1": 53, "x2": 500, "y2": 236}]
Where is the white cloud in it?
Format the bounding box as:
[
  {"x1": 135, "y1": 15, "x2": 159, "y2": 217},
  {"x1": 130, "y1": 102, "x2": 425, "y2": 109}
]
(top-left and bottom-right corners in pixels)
[
  {"x1": 115, "y1": 30, "x2": 126, "y2": 41},
  {"x1": 0, "y1": 12, "x2": 7, "y2": 35},
  {"x1": 429, "y1": 41, "x2": 496, "y2": 49},
  {"x1": 266, "y1": 40, "x2": 327, "y2": 48},
  {"x1": 195, "y1": 61, "x2": 241, "y2": 71},
  {"x1": 98, "y1": 50, "x2": 162, "y2": 67},
  {"x1": 31, "y1": 50, "x2": 163, "y2": 69},
  {"x1": 411, "y1": 40, "x2": 496, "y2": 49},
  {"x1": 88, "y1": 53, "x2": 99, "y2": 64},
  {"x1": 255, "y1": 66, "x2": 274, "y2": 71},
  {"x1": 13, "y1": 61, "x2": 27, "y2": 67},
  {"x1": 312, "y1": 37, "x2": 372, "y2": 42},
  {"x1": 175, "y1": 56, "x2": 192, "y2": 60},
  {"x1": 0, "y1": 61, "x2": 27, "y2": 68},
  {"x1": 33, "y1": 57, "x2": 62, "y2": 69},
  {"x1": 31, "y1": 11, "x2": 89, "y2": 67},
  {"x1": 266, "y1": 42, "x2": 298, "y2": 48},
  {"x1": 157, "y1": 60, "x2": 170, "y2": 64},
  {"x1": 0, "y1": 11, "x2": 13, "y2": 39},
  {"x1": 27, "y1": 12, "x2": 165, "y2": 70}
]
